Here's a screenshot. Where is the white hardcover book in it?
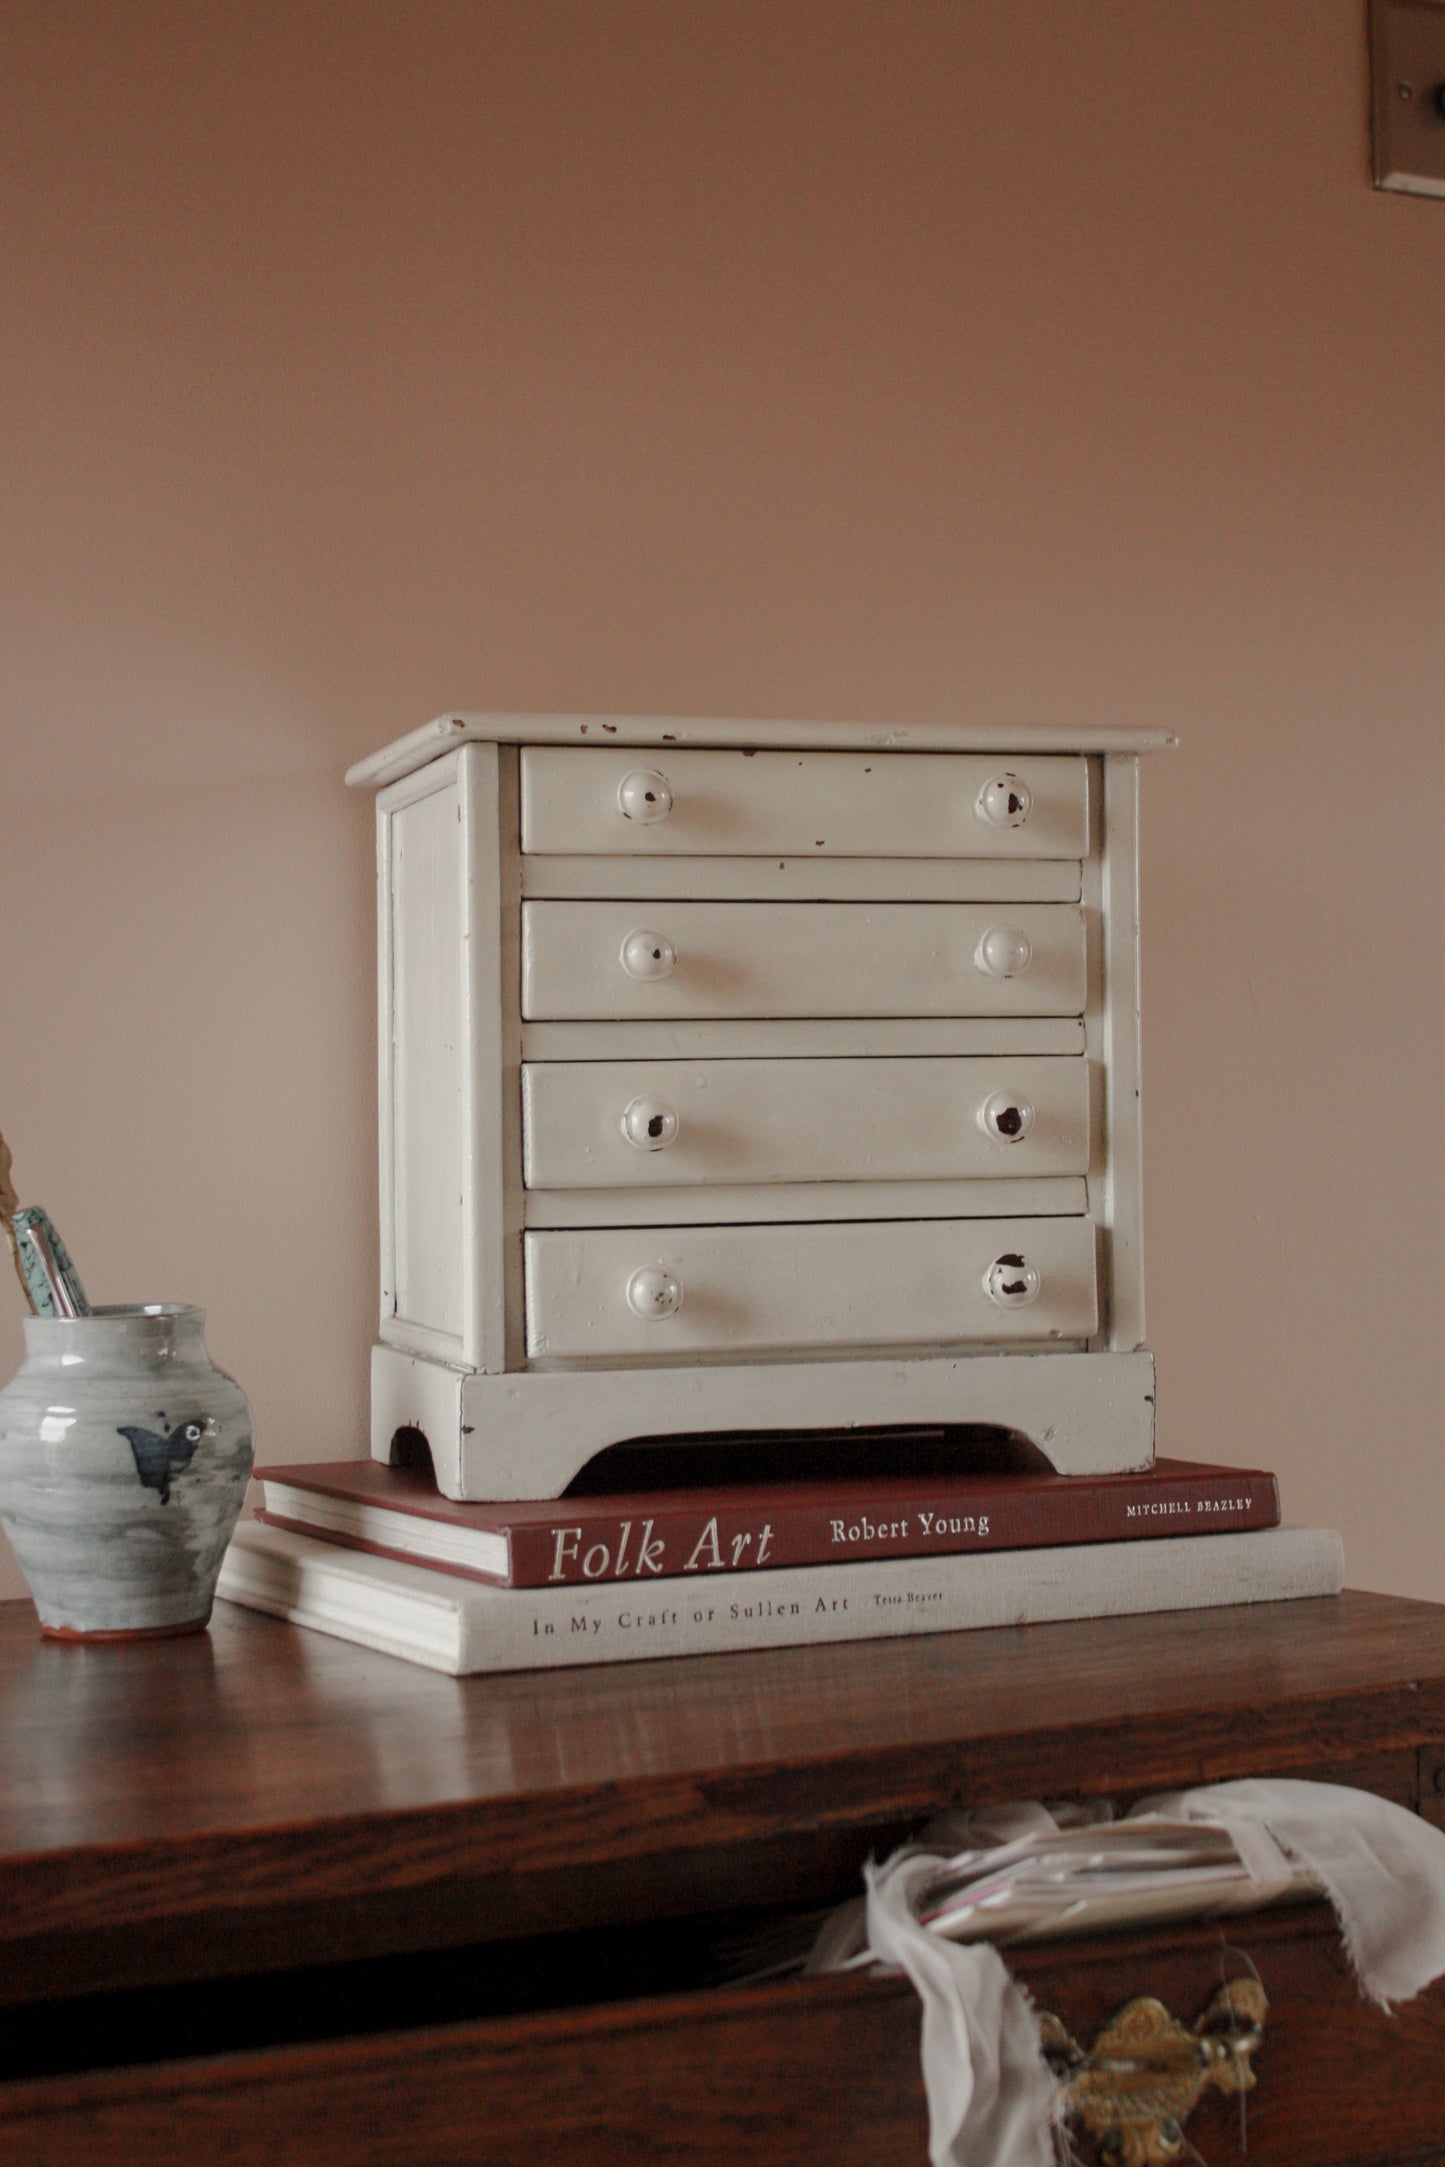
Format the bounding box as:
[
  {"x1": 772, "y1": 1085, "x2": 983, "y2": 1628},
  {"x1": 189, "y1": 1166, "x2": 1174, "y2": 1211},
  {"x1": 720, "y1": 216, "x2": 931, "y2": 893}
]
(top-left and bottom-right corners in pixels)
[{"x1": 217, "y1": 1521, "x2": 1345, "y2": 1677}]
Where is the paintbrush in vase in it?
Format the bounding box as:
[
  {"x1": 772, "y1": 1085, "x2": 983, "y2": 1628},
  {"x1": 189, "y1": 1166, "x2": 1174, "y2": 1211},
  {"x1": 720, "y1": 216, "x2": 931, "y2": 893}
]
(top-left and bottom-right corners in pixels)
[{"x1": 0, "y1": 1131, "x2": 91, "y2": 1319}]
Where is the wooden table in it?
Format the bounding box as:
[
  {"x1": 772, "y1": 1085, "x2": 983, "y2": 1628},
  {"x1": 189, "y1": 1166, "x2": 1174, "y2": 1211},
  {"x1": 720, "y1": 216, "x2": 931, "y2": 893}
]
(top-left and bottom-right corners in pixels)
[{"x1": 3, "y1": 1589, "x2": 1445, "y2": 2164}]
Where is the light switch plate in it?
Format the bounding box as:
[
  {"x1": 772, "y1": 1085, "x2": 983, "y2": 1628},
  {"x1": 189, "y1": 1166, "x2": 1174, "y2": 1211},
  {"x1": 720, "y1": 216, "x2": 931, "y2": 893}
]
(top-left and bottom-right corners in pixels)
[{"x1": 1372, "y1": 0, "x2": 1445, "y2": 197}]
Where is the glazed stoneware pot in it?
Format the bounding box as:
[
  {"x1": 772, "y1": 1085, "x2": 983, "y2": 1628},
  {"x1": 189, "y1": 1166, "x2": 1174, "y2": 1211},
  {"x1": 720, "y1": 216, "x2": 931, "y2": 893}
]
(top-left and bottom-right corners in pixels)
[{"x1": 0, "y1": 1304, "x2": 253, "y2": 1638}]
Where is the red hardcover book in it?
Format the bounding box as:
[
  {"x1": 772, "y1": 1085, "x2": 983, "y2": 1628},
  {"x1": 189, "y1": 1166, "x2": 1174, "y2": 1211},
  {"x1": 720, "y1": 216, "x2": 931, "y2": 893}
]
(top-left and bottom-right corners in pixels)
[{"x1": 253, "y1": 1456, "x2": 1281, "y2": 1590}]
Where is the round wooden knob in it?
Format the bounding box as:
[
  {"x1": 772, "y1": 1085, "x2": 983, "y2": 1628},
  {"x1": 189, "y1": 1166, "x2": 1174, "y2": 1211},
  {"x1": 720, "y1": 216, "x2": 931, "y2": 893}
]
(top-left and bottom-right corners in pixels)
[
  {"x1": 626, "y1": 1266, "x2": 683, "y2": 1319},
  {"x1": 617, "y1": 769, "x2": 674, "y2": 823},
  {"x1": 985, "y1": 1253, "x2": 1041, "y2": 1308},
  {"x1": 620, "y1": 929, "x2": 677, "y2": 981},
  {"x1": 622, "y1": 1096, "x2": 680, "y2": 1151},
  {"x1": 975, "y1": 926, "x2": 1033, "y2": 978},
  {"x1": 976, "y1": 773, "x2": 1033, "y2": 829},
  {"x1": 979, "y1": 1091, "x2": 1035, "y2": 1143}
]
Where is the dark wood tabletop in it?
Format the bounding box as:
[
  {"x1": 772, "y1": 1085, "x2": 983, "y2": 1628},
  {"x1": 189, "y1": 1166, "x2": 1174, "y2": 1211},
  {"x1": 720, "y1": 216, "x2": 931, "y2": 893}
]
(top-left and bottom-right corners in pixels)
[{"x1": 4, "y1": 1589, "x2": 1445, "y2": 2007}]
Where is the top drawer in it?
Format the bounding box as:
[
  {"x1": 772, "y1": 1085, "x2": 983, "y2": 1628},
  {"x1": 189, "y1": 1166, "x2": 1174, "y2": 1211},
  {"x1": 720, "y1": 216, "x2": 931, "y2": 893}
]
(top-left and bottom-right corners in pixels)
[{"x1": 520, "y1": 749, "x2": 1088, "y2": 859}]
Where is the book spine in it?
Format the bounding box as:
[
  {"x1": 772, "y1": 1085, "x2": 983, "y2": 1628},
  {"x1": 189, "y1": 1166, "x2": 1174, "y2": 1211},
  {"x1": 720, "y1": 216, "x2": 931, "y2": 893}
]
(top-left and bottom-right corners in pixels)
[
  {"x1": 218, "y1": 1524, "x2": 1344, "y2": 1677},
  {"x1": 480, "y1": 1526, "x2": 1335, "y2": 1672},
  {"x1": 499, "y1": 1472, "x2": 1280, "y2": 1586}
]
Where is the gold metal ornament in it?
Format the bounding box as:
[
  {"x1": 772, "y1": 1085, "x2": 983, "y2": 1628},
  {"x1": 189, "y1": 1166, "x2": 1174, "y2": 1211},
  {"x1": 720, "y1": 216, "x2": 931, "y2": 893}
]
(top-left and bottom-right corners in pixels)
[{"x1": 1039, "y1": 1976, "x2": 1268, "y2": 2167}]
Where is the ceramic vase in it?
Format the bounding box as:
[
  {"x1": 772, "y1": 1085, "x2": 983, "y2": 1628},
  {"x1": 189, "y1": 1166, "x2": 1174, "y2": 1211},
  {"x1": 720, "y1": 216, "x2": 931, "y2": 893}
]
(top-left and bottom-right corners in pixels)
[{"x1": 0, "y1": 1305, "x2": 253, "y2": 1638}]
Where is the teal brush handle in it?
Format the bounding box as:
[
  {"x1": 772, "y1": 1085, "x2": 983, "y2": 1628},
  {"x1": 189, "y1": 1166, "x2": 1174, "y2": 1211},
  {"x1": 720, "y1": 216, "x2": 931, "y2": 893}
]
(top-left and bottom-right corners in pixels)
[{"x1": 12, "y1": 1209, "x2": 90, "y2": 1319}]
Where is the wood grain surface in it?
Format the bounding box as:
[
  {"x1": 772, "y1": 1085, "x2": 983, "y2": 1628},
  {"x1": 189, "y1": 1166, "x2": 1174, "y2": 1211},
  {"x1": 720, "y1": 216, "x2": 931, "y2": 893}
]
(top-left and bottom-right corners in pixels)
[
  {"x1": 0, "y1": 1590, "x2": 1443, "y2": 2005},
  {"x1": 2, "y1": 1903, "x2": 1442, "y2": 2167},
  {"x1": 3, "y1": 1591, "x2": 1445, "y2": 2164}
]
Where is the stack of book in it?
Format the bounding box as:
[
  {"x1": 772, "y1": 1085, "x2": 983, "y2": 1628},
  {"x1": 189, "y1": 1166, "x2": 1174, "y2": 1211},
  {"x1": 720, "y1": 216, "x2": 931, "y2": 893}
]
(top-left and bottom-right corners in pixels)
[{"x1": 217, "y1": 1432, "x2": 1343, "y2": 1675}]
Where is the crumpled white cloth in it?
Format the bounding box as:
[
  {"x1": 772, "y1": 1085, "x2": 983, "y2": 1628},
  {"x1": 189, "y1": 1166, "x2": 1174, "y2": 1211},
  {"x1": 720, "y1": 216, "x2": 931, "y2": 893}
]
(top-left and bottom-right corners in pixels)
[
  {"x1": 829, "y1": 1780, "x2": 1445, "y2": 2167},
  {"x1": 864, "y1": 1851, "x2": 1061, "y2": 2167},
  {"x1": 1155, "y1": 1779, "x2": 1445, "y2": 2009}
]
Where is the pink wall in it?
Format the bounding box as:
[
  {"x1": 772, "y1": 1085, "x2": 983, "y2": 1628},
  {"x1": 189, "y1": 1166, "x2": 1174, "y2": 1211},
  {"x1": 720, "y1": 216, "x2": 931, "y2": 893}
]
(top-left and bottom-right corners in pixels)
[{"x1": 2, "y1": 1, "x2": 1443, "y2": 1601}]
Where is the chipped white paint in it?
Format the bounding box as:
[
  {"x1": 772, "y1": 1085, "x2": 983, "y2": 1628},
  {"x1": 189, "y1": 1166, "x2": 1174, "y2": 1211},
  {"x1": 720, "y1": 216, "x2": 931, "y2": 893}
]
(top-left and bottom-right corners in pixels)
[
  {"x1": 519, "y1": 747, "x2": 1088, "y2": 858},
  {"x1": 355, "y1": 718, "x2": 1167, "y2": 1498},
  {"x1": 348, "y1": 712, "x2": 1176, "y2": 790},
  {"x1": 522, "y1": 1056, "x2": 1089, "y2": 1189},
  {"x1": 524, "y1": 1217, "x2": 1098, "y2": 1360},
  {"x1": 520, "y1": 900, "x2": 1088, "y2": 1021}
]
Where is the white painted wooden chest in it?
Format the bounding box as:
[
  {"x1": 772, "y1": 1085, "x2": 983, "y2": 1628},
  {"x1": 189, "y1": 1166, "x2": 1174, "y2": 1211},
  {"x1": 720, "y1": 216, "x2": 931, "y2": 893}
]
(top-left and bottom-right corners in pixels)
[{"x1": 347, "y1": 715, "x2": 1172, "y2": 1500}]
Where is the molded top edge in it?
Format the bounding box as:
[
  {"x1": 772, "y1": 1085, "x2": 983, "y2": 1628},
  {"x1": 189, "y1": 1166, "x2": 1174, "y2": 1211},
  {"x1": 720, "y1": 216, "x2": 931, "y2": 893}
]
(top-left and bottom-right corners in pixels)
[{"x1": 345, "y1": 713, "x2": 1178, "y2": 788}]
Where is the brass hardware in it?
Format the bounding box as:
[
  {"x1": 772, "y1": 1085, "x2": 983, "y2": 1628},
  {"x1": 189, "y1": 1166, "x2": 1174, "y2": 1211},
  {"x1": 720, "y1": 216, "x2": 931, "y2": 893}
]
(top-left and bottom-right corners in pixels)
[{"x1": 1039, "y1": 1977, "x2": 1268, "y2": 2167}]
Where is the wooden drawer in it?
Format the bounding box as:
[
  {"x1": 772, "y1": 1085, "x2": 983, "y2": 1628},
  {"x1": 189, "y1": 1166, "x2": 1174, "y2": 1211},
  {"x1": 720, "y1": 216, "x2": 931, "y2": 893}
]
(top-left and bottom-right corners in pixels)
[
  {"x1": 524, "y1": 1215, "x2": 1097, "y2": 1357},
  {"x1": 520, "y1": 901, "x2": 1088, "y2": 1021},
  {"x1": 520, "y1": 746, "x2": 1089, "y2": 858},
  {"x1": 6, "y1": 1903, "x2": 1444, "y2": 2166},
  {"x1": 521, "y1": 1055, "x2": 1091, "y2": 1188}
]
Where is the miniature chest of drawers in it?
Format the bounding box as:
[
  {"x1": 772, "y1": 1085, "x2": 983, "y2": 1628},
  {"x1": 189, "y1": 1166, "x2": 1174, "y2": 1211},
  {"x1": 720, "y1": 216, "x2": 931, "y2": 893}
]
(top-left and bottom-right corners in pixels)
[{"x1": 347, "y1": 715, "x2": 1172, "y2": 1501}]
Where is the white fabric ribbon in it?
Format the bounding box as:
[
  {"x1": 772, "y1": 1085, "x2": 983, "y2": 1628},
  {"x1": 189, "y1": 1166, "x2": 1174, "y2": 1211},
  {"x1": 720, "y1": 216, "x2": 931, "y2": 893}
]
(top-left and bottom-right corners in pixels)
[
  {"x1": 864, "y1": 1851, "x2": 1060, "y2": 2167},
  {"x1": 1150, "y1": 1778, "x2": 1445, "y2": 2009},
  {"x1": 832, "y1": 1780, "x2": 1445, "y2": 2167}
]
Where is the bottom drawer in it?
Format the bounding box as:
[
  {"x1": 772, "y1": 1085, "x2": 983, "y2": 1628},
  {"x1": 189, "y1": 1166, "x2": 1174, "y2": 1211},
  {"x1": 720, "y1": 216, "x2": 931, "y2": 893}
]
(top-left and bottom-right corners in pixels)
[
  {"x1": 524, "y1": 1215, "x2": 1098, "y2": 1358},
  {"x1": 5, "y1": 1903, "x2": 1444, "y2": 2166}
]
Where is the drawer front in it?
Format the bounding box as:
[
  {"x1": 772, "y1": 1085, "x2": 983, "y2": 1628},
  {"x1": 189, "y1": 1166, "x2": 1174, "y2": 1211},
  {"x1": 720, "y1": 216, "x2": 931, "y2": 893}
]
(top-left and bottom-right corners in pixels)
[
  {"x1": 520, "y1": 902, "x2": 1087, "y2": 1021},
  {"x1": 522, "y1": 1056, "x2": 1090, "y2": 1188},
  {"x1": 524, "y1": 1217, "x2": 1097, "y2": 1358},
  {"x1": 9, "y1": 1909, "x2": 1445, "y2": 2167},
  {"x1": 520, "y1": 747, "x2": 1088, "y2": 859}
]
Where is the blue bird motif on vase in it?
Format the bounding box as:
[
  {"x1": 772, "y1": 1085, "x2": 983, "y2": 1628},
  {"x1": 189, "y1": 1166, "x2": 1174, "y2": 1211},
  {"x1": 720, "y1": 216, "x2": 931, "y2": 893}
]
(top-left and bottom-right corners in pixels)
[{"x1": 117, "y1": 1416, "x2": 212, "y2": 1504}]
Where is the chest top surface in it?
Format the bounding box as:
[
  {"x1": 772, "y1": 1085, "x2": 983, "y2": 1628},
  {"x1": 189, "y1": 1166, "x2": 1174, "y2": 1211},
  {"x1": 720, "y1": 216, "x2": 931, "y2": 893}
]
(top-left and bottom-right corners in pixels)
[{"x1": 347, "y1": 711, "x2": 1177, "y2": 790}]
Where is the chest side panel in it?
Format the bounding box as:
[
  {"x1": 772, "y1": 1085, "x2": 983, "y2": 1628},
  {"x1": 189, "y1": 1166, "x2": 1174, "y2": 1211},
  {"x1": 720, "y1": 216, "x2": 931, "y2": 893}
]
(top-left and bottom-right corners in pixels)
[{"x1": 379, "y1": 764, "x2": 468, "y2": 1354}]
